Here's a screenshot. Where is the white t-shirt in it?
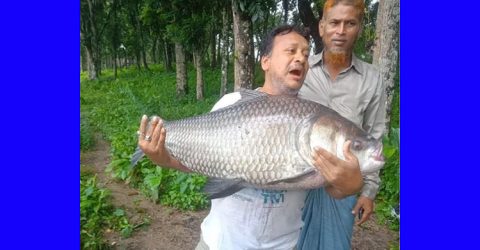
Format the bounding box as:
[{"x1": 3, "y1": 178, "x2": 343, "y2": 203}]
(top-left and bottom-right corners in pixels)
[{"x1": 200, "y1": 92, "x2": 307, "y2": 250}]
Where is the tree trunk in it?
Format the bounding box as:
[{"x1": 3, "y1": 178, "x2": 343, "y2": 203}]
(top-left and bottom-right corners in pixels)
[
  {"x1": 152, "y1": 37, "x2": 158, "y2": 64},
  {"x1": 169, "y1": 43, "x2": 174, "y2": 71},
  {"x1": 298, "y1": 0, "x2": 323, "y2": 54},
  {"x1": 220, "y1": 7, "x2": 229, "y2": 97},
  {"x1": 110, "y1": 0, "x2": 118, "y2": 79},
  {"x1": 373, "y1": 0, "x2": 400, "y2": 134},
  {"x1": 85, "y1": 45, "x2": 97, "y2": 80},
  {"x1": 210, "y1": 29, "x2": 217, "y2": 68},
  {"x1": 113, "y1": 51, "x2": 117, "y2": 79},
  {"x1": 138, "y1": 20, "x2": 150, "y2": 71},
  {"x1": 87, "y1": 0, "x2": 102, "y2": 77},
  {"x1": 175, "y1": 43, "x2": 188, "y2": 96},
  {"x1": 141, "y1": 47, "x2": 149, "y2": 70},
  {"x1": 194, "y1": 48, "x2": 204, "y2": 100},
  {"x1": 80, "y1": 45, "x2": 85, "y2": 72},
  {"x1": 216, "y1": 33, "x2": 222, "y2": 66},
  {"x1": 232, "y1": 0, "x2": 254, "y2": 91},
  {"x1": 122, "y1": 49, "x2": 127, "y2": 68},
  {"x1": 135, "y1": 49, "x2": 142, "y2": 70},
  {"x1": 282, "y1": 0, "x2": 289, "y2": 23},
  {"x1": 126, "y1": 3, "x2": 145, "y2": 71},
  {"x1": 83, "y1": 0, "x2": 101, "y2": 80},
  {"x1": 163, "y1": 39, "x2": 168, "y2": 71}
]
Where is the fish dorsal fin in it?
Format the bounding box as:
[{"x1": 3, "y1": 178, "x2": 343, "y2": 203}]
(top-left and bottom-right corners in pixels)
[
  {"x1": 211, "y1": 89, "x2": 267, "y2": 112},
  {"x1": 236, "y1": 88, "x2": 268, "y2": 104},
  {"x1": 203, "y1": 177, "x2": 245, "y2": 199}
]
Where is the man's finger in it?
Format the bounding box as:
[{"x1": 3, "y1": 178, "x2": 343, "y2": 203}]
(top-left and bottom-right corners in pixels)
[
  {"x1": 312, "y1": 150, "x2": 334, "y2": 181},
  {"x1": 146, "y1": 116, "x2": 159, "y2": 139},
  {"x1": 352, "y1": 200, "x2": 362, "y2": 216},
  {"x1": 343, "y1": 140, "x2": 355, "y2": 161},
  {"x1": 156, "y1": 127, "x2": 167, "y2": 151},
  {"x1": 315, "y1": 146, "x2": 337, "y2": 163},
  {"x1": 356, "y1": 210, "x2": 371, "y2": 225},
  {"x1": 150, "y1": 119, "x2": 163, "y2": 148},
  {"x1": 138, "y1": 115, "x2": 148, "y2": 140}
]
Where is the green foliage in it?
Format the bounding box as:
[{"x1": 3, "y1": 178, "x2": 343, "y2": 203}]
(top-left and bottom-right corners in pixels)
[
  {"x1": 390, "y1": 63, "x2": 400, "y2": 128},
  {"x1": 354, "y1": 0, "x2": 379, "y2": 63},
  {"x1": 161, "y1": 173, "x2": 208, "y2": 210},
  {"x1": 376, "y1": 61, "x2": 400, "y2": 232},
  {"x1": 81, "y1": 65, "x2": 221, "y2": 211},
  {"x1": 80, "y1": 114, "x2": 95, "y2": 151},
  {"x1": 354, "y1": 22, "x2": 376, "y2": 63},
  {"x1": 141, "y1": 166, "x2": 165, "y2": 201},
  {"x1": 376, "y1": 128, "x2": 400, "y2": 231},
  {"x1": 80, "y1": 173, "x2": 133, "y2": 249},
  {"x1": 236, "y1": 0, "x2": 276, "y2": 23},
  {"x1": 389, "y1": 240, "x2": 400, "y2": 250}
]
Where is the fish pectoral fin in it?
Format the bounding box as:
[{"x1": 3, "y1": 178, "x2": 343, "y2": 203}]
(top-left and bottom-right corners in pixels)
[
  {"x1": 203, "y1": 177, "x2": 245, "y2": 199},
  {"x1": 130, "y1": 146, "x2": 145, "y2": 168},
  {"x1": 238, "y1": 88, "x2": 268, "y2": 100},
  {"x1": 266, "y1": 169, "x2": 316, "y2": 184}
]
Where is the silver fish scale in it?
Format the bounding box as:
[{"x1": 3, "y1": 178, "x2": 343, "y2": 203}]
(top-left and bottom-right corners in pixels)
[{"x1": 164, "y1": 95, "x2": 322, "y2": 184}]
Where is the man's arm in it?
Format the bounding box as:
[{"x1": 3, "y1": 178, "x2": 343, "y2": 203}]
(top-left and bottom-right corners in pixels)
[
  {"x1": 359, "y1": 72, "x2": 387, "y2": 199},
  {"x1": 352, "y1": 71, "x2": 388, "y2": 224}
]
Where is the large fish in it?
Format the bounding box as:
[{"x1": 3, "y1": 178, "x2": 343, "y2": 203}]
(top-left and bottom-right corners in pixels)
[{"x1": 131, "y1": 90, "x2": 384, "y2": 199}]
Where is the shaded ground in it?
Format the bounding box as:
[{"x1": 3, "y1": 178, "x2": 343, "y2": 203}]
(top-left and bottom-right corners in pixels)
[{"x1": 80, "y1": 134, "x2": 398, "y2": 250}]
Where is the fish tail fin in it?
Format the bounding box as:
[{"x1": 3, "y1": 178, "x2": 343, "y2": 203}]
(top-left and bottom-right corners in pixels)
[
  {"x1": 203, "y1": 177, "x2": 245, "y2": 199},
  {"x1": 130, "y1": 146, "x2": 145, "y2": 168}
]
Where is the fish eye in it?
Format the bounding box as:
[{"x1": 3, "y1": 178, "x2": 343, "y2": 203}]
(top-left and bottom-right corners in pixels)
[{"x1": 352, "y1": 141, "x2": 363, "y2": 151}]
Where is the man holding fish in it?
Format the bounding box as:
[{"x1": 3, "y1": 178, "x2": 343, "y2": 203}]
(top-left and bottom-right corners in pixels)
[
  {"x1": 297, "y1": 0, "x2": 386, "y2": 249},
  {"x1": 136, "y1": 0, "x2": 386, "y2": 249}
]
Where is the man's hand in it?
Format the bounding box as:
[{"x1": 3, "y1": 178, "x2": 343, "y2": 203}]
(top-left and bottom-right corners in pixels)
[
  {"x1": 312, "y1": 141, "x2": 363, "y2": 198},
  {"x1": 352, "y1": 195, "x2": 374, "y2": 225},
  {"x1": 137, "y1": 115, "x2": 190, "y2": 172}
]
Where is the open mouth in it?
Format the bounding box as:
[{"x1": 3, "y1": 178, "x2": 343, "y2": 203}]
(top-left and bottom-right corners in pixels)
[
  {"x1": 372, "y1": 144, "x2": 385, "y2": 162},
  {"x1": 289, "y1": 69, "x2": 302, "y2": 77}
]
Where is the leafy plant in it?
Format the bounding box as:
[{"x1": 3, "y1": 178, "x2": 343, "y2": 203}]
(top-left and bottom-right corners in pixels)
[
  {"x1": 80, "y1": 114, "x2": 95, "y2": 151},
  {"x1": 161, "y1": 172, "x2": 208, "y2": 210},
  {"x1": 80, "y1": 173, "x2": 133, "y2": 249},
  {"x1": 376, "y1": 128, "x2": 400, "y2": 230}
]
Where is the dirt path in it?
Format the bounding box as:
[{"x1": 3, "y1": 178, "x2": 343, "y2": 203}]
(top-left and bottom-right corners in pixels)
[{"x1": 80, "y1": 134, "x2": 398, "y2": 250}]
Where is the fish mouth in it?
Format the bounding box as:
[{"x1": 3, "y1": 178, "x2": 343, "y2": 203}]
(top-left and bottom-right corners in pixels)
[{"x1": 371, "y1": 143, "x2": 385, "y2": 162}]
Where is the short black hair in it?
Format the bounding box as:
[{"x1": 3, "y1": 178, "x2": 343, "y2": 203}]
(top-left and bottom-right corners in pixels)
[{"x1": 259, "y1": 24, "x2": 310, "y2": 58}]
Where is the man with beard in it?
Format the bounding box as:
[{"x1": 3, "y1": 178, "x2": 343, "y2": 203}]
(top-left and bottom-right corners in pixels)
[{"x1": 297, "y1": 0, "x2": 387, "y2": 249}]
